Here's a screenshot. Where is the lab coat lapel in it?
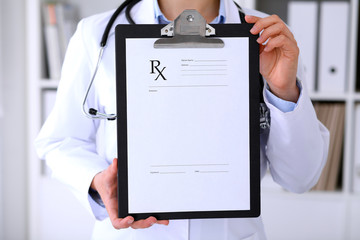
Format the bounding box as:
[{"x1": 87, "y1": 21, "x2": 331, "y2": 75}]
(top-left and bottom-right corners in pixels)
[
  {"x1": 108, "y1": 0, "x2": 156, "y2": 37},
  {"x1": 130, "y1": 0, "x2": 157, "y2": 24},
  {"x1": 224, "y1": 0, "x2": 241, "y2": 23}
]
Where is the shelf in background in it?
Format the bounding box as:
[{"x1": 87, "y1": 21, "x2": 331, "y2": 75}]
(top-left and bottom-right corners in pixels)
[
  {"x1": 40, "y1": 79, "x2": 59, "y2": 89},
  {"x1": 355, "y1": 93, "x2": 360, "y2": 101},
  {"x1": 309, "y1": 92, "x2": 356, "y2": 102}
]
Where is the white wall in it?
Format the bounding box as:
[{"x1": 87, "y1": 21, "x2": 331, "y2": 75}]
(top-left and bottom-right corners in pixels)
[{"x1": 0, "y1": 0, "x2": 28, "y2": 239}]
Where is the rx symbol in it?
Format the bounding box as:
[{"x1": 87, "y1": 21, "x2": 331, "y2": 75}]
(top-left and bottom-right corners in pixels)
[{"x1": 150, "y1": 60, "x2": 167, "y2": 80}]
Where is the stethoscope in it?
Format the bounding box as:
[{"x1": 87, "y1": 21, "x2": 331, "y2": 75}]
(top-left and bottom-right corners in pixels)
[
  {"x1": 82, "y1": 0, "x2": 142, "y2": 120},
  {"x1": 82, "y1": 0, "x2": 270, "y2": 130}
]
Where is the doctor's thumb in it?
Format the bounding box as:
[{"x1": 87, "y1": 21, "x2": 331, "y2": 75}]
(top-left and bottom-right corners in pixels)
[{"x1": 111, "y1": 158, "x2": 118, "y2": 174}]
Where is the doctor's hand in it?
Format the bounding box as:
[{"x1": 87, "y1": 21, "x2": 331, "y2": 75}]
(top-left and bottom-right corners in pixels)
[
  {"x1": 245, "y1": 15, "x2": 300, "y2": 103},
  {"x1": 91, "y1": 158, "x2": 170, "y2": 229}
]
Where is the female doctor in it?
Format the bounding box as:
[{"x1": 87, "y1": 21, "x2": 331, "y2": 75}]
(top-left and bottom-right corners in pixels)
[{"x1": 35, "y1": 0, "x2": 330, "y2": 239}]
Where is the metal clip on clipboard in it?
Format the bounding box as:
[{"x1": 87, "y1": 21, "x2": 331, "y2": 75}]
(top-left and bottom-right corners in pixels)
[
  {"x1": 154, "y1": 10, "x2": 224, "y2": 48},
  {"x1": 153, "y1": 9, "x2": 270, "y2": 131}
]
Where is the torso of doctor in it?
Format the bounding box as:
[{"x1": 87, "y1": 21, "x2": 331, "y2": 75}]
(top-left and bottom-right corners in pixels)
[{"x1": 35, "y1": 0, "x2": 330, "y2": 239}]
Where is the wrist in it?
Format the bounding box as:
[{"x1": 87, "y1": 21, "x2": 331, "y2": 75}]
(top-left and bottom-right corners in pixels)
[
  {"x1": 90, "y1": 171, "x2": 102, "y2": 191},
  {"x1": 89, "y1": 172, "x2": 106, "y2": 207},
  {"x1": 89, "y1": 185, "x2": 105, "y2": 208},
  {"x1": 268, "y1": 79, "x2": 299, "y2": 103}
]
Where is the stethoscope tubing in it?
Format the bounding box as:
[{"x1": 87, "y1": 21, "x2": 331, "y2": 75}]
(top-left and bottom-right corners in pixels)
[
  {"x1": 82, "y1": 46, "x2": 117, "y2": 120},
  {"x1": 82, "y1": 0, "x2": 267, "y2": 125},
  {"x1": 83, "y1": 0, "x2": 139, "y2": 120}
]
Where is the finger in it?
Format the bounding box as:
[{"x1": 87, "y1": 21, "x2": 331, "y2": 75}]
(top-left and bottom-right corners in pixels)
[
  {"x1": 245, "y1": 14, "x2": 261, "y2": 24},
  {"x1": 104, "y1": 194, "x2": 124, "y2": 229},
  {"x1": 262, "y1": 35, "x2": 298, "y2": 56},
  {"x1": 131, "y1": 216, "x2": 158, "y2": 229},
  {"x1": 111, "y1": 216, "x2": 134, "y2": 229},
  {"x1": 256, "y1": 22, "x2": 294, "y2": 45},
  {"x1": 107, "y1": 204, "x2": 122, "y2": 227},
  {"x1": 157, "y1": 220, "x2": 170, "y2": 226},
  {"x1": 103, "y1": 160, "x2": 118, "y2": 193},
  {"x1": 110, "y1": 158, "x2": 118, "y2": 174},
  {"x1": 259, "y1": 44, "x2": 266, "y2": 54},
  {"x1": 246, "y1": 15, "x2": 284, "y2": 35}
]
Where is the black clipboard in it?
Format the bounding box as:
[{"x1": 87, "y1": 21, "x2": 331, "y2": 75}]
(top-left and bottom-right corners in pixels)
[{"x1": 115, "y1": 10, "x2": 260, "y2": 221}]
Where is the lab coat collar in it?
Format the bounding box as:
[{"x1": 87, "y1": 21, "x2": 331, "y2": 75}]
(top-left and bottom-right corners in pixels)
[
  {"x1": 128, "y1": 0, "x2": 157, "y2": 24},
  {"x1": 224, "y1": 0, "x2": 242, "y2": 23},
  {"x1": 108, "y1": 0, "x2": 156, "y2": 37},
  {"x1": 133, "y1": 0, "x2": 241, "y2": 24},
  {"x1": 109, "y1": 0, "x2": 241, "y2": 36}
]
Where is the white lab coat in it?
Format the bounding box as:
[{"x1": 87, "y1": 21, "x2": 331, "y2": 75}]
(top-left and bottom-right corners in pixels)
[{"x1": 35, "y1": 0, "x2": 330, "y2": 239}]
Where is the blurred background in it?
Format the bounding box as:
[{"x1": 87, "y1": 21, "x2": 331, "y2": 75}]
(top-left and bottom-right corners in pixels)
[{"x1": 0, "y1": 0, "x2": 359, "y2": 239}]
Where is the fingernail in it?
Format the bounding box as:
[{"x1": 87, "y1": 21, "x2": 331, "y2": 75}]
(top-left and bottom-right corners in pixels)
[{"x1": 128, "y1": 219, "x2": 134, "y2": 225}]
